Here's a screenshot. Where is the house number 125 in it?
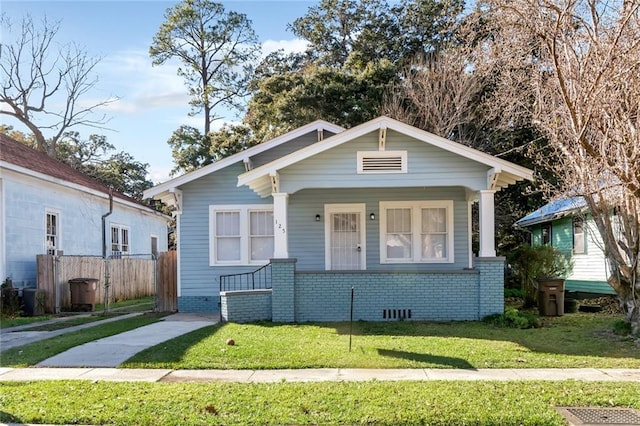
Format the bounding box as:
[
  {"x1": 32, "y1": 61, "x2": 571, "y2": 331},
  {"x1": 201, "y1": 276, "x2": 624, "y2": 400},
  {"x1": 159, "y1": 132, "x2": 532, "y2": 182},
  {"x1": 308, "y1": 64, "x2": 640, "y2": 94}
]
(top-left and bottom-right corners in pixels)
[{"x1": 275, "y1": 219, "x2": 286, "y2": 234}]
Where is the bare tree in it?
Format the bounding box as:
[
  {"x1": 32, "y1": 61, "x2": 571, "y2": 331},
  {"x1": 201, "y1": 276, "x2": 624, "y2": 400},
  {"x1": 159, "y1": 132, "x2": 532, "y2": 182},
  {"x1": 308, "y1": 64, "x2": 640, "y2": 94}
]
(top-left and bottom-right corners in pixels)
[
  {"x1": 480, "y1": 0, "x2": 640, "y2": 332},
  {"x1": 382, "y1": 51, "x2": 487, "y2": 147},
  {"x1": 0, "y1": 14, "x2": 114, "y2": 153}
]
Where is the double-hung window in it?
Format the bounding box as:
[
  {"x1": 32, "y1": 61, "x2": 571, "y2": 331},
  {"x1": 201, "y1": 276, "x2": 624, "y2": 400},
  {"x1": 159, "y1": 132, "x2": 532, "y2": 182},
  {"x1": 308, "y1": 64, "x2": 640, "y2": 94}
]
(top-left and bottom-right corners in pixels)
[
  {"x1": 45, "y1": 210, "x2": 60, "y2": 255},
  {"x1": 111, "y1": 224, "x2": 130, "y2": 257},
  {"x1": 210, "y1": 205, "x2": 274, "y2": 265},
  {"x1": 380, "y1": 201, "x2": 454, "y2": 263}
]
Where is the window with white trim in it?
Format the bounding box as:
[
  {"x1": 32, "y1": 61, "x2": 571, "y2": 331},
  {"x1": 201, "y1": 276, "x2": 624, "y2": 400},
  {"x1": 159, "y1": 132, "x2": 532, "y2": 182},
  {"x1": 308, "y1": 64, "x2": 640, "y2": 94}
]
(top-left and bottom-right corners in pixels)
[
  {"x1": 111, "y1": 224, "x2": 130, "y2": 257},
  {"x1": 210, "y1": 205, "x2": 273, "y2": 265},
  {"x1": 45, "y1": 210, "x2": 59, "y2": 255},
  {"x1": 380, "y1": 201, "x2": 454, "y2": 263}
]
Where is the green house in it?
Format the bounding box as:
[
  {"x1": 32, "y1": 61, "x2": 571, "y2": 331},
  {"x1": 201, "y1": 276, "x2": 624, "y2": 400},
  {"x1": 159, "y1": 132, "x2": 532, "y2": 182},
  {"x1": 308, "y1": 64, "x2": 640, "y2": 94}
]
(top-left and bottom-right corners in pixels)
[{"x1": 516, "y1": 197, "x2": 614, "y2": 295}]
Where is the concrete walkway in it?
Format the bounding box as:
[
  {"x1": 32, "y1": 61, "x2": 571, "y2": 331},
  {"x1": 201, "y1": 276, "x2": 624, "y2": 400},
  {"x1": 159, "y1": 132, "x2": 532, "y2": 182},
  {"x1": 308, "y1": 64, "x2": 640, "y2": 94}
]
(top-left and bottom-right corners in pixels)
[
  {"x1": 0, "y1": 312, "x2": 144, "y2": 351},
  {"x1": 36, "y1": 313, "x2": 216, "y2": 367},
  {"x1": 1, "y1": 312, "x2": 218, "y2": 367},
  {"x1": 1, "y1": 367, "x2": 640, "y2": 383}
]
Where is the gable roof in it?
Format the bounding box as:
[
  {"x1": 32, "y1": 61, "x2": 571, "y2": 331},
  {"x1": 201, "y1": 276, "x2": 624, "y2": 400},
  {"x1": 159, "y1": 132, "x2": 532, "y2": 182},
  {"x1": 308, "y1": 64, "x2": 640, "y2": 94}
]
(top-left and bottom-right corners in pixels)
[
  {"x1": 515, "y1": 196, "x2": 587, "y2": 228},
  {"x1": 0, "y1": 134, "x2": 164, "y2": 216},
  {"x1": 143, "y1": 119, "x2": 345, "y2": 205},
  {"x1": 238, "y1": 116, "x2": 534, "y2": 197}
]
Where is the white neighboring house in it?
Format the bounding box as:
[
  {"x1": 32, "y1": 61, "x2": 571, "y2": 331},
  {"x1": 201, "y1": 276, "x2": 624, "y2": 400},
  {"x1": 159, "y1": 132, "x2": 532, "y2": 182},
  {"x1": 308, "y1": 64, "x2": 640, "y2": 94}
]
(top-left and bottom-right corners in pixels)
[{"x1": 0, "y1": 134, "x2": 170, "y2": 289}]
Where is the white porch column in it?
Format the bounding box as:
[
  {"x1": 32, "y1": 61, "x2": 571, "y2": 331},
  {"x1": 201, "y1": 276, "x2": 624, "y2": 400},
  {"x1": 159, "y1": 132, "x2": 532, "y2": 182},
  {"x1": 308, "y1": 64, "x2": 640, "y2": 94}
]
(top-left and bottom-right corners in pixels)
[
  {"x1": 272, "y1": 192, "x2": 289, "y2": 258},
  {"x1": 478, "y1": 190, "x2": 496, "y2": 257}
]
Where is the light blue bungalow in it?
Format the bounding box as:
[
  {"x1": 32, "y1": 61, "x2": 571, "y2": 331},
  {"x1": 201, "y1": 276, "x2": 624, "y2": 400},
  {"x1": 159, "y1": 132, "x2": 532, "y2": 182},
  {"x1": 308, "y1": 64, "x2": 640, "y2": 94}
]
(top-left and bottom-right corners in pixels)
[
  {"x1": 515, "y1": 197, "x2": 615, "y2": 295},
  {"x1": 144, "y1": 116, "x2": 533, "y2": 322}
]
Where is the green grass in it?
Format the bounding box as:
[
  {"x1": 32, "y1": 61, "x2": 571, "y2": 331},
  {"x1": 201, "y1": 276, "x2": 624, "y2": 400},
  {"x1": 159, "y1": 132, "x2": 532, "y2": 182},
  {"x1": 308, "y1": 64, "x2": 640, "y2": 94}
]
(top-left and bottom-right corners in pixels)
[
  {"x1": 95, "y1": 295, "x2": 154, "y2": 312},
  {"x1": 1, "y1": 380, "x2": 639, "y2": 425},
  {"x1": 124, "y1": 313, "x2": 640, "y2": 369},
  {"x1": 22, "y1": 313, "x2": 127, "y2": 331},
  {"x1": 0, "y1": 313, "x2": 167, "y2": 367},
  {"x1": 0, "y1": 296, "x2": 153, "y2": 330},
  {"x1": 0, "y1": 315, "x2": 52, "y2": 329}
]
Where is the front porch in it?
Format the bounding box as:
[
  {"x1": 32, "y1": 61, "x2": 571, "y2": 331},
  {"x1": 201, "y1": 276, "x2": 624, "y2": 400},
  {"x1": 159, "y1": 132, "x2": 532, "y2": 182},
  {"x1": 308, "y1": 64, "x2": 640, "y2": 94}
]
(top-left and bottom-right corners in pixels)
[{"x1": 221, "y1": 257, "x2": 504, "y2": 323}]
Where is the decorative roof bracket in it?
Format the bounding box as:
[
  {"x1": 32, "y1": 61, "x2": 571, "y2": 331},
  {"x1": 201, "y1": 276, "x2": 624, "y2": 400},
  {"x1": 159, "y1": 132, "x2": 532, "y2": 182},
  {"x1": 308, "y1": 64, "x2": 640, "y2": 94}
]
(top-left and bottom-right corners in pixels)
[
  {"x1": 379, "y1": 126, "x2": 387, "y2": 151},
  {"x1": 270, "y1": 171, "x2": 279, "y2": 193},
  {"x1": 243, "y1": 157, "x2": 253, "y2": 172},
  {"x1": 487, "y1": 168, "x2": 501, "y2": 190}
]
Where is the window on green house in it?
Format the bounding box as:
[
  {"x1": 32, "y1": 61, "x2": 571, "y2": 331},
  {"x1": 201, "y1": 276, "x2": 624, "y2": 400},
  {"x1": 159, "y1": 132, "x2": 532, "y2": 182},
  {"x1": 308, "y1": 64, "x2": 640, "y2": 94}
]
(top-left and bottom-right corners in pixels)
[
  {"x1": 541, "y1": 224, "x2": 552, "y2": 245},
  {"x1": 573, "y1": 218, "x2": 585, "y2": 254}
]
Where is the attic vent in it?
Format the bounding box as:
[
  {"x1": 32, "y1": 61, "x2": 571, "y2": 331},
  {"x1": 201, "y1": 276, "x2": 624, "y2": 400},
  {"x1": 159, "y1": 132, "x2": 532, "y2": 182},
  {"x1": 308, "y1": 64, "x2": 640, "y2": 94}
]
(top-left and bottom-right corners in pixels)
[{"x1": 357, "y1": 151, "x2": 407, "y2": 174}]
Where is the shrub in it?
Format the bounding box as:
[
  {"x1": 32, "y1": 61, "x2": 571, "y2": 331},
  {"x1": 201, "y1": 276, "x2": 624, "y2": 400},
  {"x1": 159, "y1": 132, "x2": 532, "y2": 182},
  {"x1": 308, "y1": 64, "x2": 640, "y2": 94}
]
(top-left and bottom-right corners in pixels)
[
  {"x1": 507, "y1": 244, "x2": 573, "y2": 306},
  {"x1": 613, "y1": 319, "x2": 632, "y2": 336},
  {"x1": 504, "y1": 288, "x2": 524, "y2": 298},
  {"x1": 483, "y1": 307, "x2": 541, "y2": 329}
]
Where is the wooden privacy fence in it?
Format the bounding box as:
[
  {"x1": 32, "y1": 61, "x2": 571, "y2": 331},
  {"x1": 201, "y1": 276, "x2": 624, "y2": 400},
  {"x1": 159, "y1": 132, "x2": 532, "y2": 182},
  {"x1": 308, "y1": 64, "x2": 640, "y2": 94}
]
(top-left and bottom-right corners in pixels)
[
  {"x1": 156, "y1": 251, "x2": 177, "y2": 312},
  {"x1": 36, "y1": 252, "x2": 177, "y2": 313}
]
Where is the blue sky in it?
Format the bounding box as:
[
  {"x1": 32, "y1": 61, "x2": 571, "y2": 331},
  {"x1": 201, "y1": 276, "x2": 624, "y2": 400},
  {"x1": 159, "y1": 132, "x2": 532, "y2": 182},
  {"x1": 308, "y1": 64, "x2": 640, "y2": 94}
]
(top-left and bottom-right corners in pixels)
[{"x1": 1, "y1": 0, "x2": 315, "y2": 183}]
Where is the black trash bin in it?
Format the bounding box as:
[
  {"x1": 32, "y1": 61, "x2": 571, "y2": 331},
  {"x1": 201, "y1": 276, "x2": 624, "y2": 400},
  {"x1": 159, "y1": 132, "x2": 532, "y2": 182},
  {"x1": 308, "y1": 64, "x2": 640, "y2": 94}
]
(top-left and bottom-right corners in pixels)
[
  {"x1": 68, "y1": 278, "x2": 99, "y2": 311},
  {"x1": 537, "y1": 278, "x2": 565, "y2": 316},
  {"x1": 22, "y1": 288, "x2": 46, "y2": 316}
]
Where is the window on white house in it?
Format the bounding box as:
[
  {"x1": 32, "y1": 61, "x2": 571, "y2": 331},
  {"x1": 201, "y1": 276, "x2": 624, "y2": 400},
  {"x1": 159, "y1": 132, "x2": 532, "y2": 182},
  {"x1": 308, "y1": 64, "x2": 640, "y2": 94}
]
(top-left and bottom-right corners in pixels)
[
  {"x1": 151, "y1": 236, "x2": 158, "y2": 256},
  {"x1": 380, "y1": 201, "x2": 453, "y2": 263},
  {"x1": 573, "y1": 218, "x2": 585, "y2": 254},
  {"x1": 45, "y1": 211, "x2": 59, "y2": 255},
  {"x1": 210, "y1": 205, "x2": 273, "y2": 265},
  {"x1": 111, "y1": 225, "x2": 130, "y2": 257}
]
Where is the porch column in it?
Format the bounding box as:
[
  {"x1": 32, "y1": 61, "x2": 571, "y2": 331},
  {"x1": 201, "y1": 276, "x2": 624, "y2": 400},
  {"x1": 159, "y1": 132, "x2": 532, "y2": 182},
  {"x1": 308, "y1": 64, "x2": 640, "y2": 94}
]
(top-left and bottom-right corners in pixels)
[
  {"x1": 272, "y1": 192, "x2": 289, "y2": 258},
  {"x1": 478, "y1": 190, "x2": 496, "y2": 257}
]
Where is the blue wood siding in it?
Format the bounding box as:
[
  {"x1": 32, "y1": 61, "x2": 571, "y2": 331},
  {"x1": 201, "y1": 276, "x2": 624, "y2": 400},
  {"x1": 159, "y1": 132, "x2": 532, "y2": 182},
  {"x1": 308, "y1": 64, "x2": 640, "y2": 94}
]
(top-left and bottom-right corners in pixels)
[
  {"x1": 178, "y1": 162, "x2": 272, "y2": 297},
  {"x1": 280, "y1": 130, "x2": 491, "y2": 193},
  {"x1": 288, "y1": 187, "x2": 470, "y2": 271},
  {"x1": 2, "y1": 171, "x2": 168, "y2": 288}
]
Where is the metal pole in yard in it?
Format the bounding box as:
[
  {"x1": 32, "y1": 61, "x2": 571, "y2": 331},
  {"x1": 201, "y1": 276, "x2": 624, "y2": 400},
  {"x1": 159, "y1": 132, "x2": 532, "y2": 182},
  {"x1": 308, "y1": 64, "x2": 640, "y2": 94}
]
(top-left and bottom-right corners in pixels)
[{"x1": 349, "y1": 286, "x2": 354, "y2": 352}]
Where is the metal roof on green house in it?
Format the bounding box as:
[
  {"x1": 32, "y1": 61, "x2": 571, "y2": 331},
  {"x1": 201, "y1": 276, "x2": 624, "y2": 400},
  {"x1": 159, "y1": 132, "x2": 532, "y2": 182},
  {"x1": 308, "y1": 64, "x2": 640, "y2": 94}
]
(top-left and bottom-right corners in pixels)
[{"x1": 516, "y1": 196, "x2": 587, "y2": 228}]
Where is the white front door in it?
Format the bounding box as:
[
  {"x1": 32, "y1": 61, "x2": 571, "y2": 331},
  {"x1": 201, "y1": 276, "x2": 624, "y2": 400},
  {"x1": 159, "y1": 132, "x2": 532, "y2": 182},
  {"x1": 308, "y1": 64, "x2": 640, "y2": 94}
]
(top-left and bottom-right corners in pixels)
[{"x1": 325, "y1": 204, "x2": 366, "y2": 270}]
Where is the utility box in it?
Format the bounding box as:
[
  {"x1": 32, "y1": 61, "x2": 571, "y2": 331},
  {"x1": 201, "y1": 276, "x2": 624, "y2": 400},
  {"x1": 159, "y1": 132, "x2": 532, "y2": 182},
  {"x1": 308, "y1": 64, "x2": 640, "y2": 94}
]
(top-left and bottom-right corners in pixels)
[
  {"x1": 22, "y1": 288, "x2": 46, "y2": 316},
  {"x1": 68, "y1": 278, "x2": 98, "y2": 311},
  {"x1": 537, "y1": 278, "x2": 565, "y2": 316}
]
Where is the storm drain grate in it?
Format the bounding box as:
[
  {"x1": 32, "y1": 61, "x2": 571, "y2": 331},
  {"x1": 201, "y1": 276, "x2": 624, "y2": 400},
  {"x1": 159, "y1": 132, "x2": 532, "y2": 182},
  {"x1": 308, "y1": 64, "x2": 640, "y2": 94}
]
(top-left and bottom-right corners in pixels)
[{"x1": 557, "y1": 407, "x2": 640, "y2": 425}]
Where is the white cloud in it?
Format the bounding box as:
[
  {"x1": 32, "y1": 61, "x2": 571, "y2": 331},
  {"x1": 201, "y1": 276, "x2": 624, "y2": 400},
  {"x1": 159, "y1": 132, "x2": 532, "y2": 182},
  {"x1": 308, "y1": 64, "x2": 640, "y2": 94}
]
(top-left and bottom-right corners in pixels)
[
  {"x1": 96, "y1": 48, "x2": 189, "y2": 114},
  {"x1": 261, "y1": 38, "x2": 308, "y2": 57}
]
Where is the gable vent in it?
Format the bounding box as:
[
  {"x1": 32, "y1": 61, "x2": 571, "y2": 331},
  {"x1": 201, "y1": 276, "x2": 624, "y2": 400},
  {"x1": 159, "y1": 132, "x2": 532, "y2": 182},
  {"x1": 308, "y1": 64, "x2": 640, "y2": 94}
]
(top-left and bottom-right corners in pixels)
[{"x1": 357, "y1": 151, "x2": 407, "y2": 174}]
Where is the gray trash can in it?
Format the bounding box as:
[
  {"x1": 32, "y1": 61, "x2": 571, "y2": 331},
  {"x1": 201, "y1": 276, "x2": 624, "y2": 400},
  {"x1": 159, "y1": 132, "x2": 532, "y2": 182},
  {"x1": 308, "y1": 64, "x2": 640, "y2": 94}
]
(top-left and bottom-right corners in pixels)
[
  {"x1": 22, "y1": 288, "x2": 46, "y2": 316},
  {"x1": 69, "y1": 278, "x2": 99, "y2": 311}
]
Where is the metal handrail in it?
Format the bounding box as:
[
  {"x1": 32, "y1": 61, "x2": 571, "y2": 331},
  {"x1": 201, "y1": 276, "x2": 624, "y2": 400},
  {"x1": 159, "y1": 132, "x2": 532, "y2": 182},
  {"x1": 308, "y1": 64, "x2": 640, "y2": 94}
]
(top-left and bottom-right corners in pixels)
[{"x1": 219, "y1": 263, "x2": 272, "y2": 292}]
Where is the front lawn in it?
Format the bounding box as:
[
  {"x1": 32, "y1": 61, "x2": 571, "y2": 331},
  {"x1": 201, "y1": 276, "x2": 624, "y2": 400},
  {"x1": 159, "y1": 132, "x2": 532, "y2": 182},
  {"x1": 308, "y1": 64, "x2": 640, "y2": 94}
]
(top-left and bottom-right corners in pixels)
[
  {"x1": 124, "y1": 312, "x2": 640, "y2": 369},
  {"x1": 2, "y1": 380, "x2": 640, "y2": 425}
]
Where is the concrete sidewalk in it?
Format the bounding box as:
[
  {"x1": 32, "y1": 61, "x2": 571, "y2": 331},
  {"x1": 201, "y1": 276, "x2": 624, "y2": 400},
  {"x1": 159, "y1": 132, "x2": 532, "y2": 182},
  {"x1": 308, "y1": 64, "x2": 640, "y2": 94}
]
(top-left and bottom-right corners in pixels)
[{"x1": 1, "y1": 367, "x2": 640, "y2": 383}]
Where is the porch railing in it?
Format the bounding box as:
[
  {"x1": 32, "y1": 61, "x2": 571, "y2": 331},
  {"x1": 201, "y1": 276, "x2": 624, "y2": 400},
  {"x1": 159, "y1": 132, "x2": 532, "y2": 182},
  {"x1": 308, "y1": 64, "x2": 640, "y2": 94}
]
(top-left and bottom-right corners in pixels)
[{"x1": 219, "y1": 263, "x2": 272, "y2": 293}]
